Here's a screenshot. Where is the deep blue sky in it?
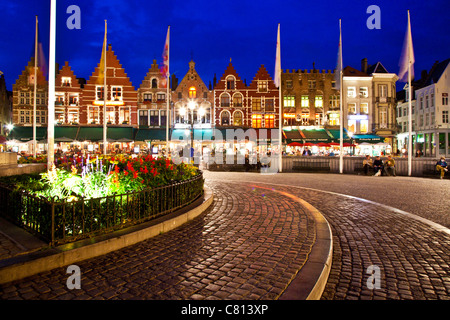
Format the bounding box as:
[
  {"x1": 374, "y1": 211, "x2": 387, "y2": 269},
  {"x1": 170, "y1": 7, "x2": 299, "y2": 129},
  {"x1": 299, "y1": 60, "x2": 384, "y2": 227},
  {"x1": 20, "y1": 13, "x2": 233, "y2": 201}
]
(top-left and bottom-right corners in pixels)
[{"x1": 1, "y1": 0, "x2": 449, "y2": 91}]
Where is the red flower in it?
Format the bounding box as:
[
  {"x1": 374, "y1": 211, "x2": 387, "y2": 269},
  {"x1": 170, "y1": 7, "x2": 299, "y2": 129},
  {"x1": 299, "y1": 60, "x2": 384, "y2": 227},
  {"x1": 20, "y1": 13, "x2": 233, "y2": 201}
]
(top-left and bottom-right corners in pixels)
[
  {"x1": 124, "y1": 170, "x2": 128, "y2": 176},
  {"x1": 133, "y1": 171, "x2": 139, "y2": 179}
]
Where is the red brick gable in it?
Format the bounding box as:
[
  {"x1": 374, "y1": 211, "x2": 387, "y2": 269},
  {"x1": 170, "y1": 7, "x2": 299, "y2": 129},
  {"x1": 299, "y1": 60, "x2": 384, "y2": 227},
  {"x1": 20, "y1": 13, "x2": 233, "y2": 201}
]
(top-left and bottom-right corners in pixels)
[
  {"x1": 248, "y1": 64, "x2": 277, "y2": 90},
  {"x1": 217, "y1": 62, "x2": 247, "y2": 90},
  {"x1": 56, "y1": 61, "x2": 81, "y2": 89}
]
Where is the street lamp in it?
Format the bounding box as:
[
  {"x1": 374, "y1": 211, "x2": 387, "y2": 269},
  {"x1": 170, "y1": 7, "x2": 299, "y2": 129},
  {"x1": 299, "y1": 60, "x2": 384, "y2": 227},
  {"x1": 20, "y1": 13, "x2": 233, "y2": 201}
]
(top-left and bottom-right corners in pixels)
[{"x1": 187, "y1": 101, "x2": 196, "y2": 159}]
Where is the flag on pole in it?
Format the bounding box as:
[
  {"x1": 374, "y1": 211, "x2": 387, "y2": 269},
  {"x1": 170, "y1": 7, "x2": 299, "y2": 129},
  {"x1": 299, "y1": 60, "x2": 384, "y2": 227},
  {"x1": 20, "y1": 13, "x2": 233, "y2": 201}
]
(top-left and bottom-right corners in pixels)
[
  {"x1": 97, "y1": 23, "x2": 107, "y2": 85},
  {"x1": 335, "y1": 20, "x2": 343, "y2": 90},
  {"x1": 160, "y1": 26, "x2": 170, "y2": 87},
  {"x1": 398, "y1": 10, "x2": 414, "y2": 83},
  {"x1": 274, "y1": 24, "x2": 281, "y2": 88}
]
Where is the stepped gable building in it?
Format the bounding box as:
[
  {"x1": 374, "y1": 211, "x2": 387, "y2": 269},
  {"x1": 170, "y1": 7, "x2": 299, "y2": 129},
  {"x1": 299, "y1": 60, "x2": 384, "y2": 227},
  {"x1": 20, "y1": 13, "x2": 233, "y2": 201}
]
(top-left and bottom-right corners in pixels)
[
  {"x1": 172, "y1": 60, "x2": 213, "y2": 129},
  {"x1": 55, "y1": 61, "x2": 82, "y2": 125},
  {"x1": 247, "y1": 64, "x2": 280, "y2": 129},
  {"x1": 214, "y1": 61, "x2": 248, "y2": 128},
  {"x1": 12, "y1": 57, "x2": 48, "y2": 127},
  {"x1": 81, "y1": 44, "x2": 137, "y2": 127},
  {"x1": 137, "y1": 59, "x2": 168, "y2": 128},
  {"x1": 281, "y1": 66, "x2": 339, "y2": 127},
  {"x1": 0, "y1": 73, "x2": 12, "y2": 136}
]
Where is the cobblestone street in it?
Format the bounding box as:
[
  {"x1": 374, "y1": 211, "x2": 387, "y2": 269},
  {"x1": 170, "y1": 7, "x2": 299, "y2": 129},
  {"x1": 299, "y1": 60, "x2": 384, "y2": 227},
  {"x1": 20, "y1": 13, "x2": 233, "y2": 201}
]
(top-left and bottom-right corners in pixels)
[{"x1": 0, "y1": 172, "x2": 449, "y2": 301}]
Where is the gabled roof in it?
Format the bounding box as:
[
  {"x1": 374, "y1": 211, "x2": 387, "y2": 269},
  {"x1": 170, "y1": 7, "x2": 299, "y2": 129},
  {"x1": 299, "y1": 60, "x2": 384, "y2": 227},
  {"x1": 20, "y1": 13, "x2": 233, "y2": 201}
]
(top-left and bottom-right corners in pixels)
[
  {"x1": 423, "y1": 58, "x2": 450, "y2": 86},
  {"x1": 367, "y1": 62, "x2": 388, "y2": 74},
  {"x1": 248, "y1": 64, "x2": 277, "y2": 89},
  {"x1": 218, "y1": 62, "x2": 247, "y2": 90},
  {"x1": 343, "y1": 66, "x2": 371, "y2": 77}
]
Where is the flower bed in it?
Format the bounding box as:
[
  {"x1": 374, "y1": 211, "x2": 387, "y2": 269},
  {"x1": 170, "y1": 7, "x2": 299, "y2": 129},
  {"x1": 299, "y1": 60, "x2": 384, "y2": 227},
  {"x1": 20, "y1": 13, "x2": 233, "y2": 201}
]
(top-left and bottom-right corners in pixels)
[{"x1": 0, "y1": 155, "x2": 204, "y2": 245}]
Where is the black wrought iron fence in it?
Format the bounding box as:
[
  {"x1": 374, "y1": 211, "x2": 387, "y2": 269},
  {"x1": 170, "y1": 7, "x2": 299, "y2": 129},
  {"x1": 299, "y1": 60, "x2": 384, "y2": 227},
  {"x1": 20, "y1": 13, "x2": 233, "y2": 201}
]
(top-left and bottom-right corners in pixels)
[{"x1": 0, "y1": 173, "x2": 204, "y2": 246}]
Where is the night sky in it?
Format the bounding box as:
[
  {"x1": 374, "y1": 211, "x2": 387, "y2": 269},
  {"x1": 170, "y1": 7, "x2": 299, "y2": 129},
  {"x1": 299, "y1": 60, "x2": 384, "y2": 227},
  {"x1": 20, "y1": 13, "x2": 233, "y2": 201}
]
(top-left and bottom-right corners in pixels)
[{"x1": 1, "y1": 0, "x2": 449, "y2": 92}]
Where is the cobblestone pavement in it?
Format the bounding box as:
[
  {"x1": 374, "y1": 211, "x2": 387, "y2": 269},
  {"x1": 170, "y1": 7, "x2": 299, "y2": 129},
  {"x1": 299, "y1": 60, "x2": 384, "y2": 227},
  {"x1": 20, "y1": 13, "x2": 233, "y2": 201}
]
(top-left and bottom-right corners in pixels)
[
  {"x1": 205, "y1": 172, "x2": 450, "y2": 300},
  {"x1": 0, "y1": 182, "x2": 317, "y2": 300},
  {"x1": 1, "y1": 172, "x2": 449, "y2": 300}
]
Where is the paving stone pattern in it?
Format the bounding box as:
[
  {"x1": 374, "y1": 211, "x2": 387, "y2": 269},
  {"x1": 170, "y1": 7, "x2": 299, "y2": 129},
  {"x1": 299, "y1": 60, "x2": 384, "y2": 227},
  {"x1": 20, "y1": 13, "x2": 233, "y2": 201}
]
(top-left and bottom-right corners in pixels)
[{"x1": 0, "y1": 182, "x2": 316, "y2": 300}]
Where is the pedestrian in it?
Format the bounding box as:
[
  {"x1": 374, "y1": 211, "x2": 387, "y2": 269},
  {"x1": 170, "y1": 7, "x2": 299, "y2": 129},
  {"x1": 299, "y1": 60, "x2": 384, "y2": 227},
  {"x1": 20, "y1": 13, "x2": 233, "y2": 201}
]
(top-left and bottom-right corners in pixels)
[
  {"x1": 373, "y1": 156, "x2": 384, "y2": 176},
  {"x1": 363, "y1": 155, "x2": 373, "y2": 175},
  {"x1": 436, "y1": 156, "x2": 448, "y2": 179},
  {"x1": 385, "y1": 155, "x2": 396, "y2": 176}
]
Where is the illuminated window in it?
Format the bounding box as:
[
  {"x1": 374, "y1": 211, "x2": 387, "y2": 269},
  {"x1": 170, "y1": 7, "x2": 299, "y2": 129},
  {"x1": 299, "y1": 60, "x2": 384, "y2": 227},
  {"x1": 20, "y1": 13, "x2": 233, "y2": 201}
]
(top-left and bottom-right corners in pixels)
[
  {"x1": 348, "y1": 103, "x2": 356, "y2": 114},
  {"x1": 328, "y1": 113, "x2": 340, "y2": 126},
  {"x1": 348, "y1": 120, "x2": 356, "y2": 133},
  {"x1": 189, "y1": 86, "x2": 197, "y2": 98},
  {"x1": 258, "y1": 81, "x2": 268, "y2": 92},
  {"x1": 157, "y1": 93, "x2": 166, "y2": 102},
  {"x1": 69, "y1": 94, "x2": 78, "y2": 106},
  {"x1": 68, "y1": 109, "x2": 79, "y2": 124},
  {"x1": 233, "y1": 93, "x2": 243, "y2": 107},
  {"x1": 106, "y1": 107, "x2": 115, "y2": 124},
  {"x1": 221, "y1": 111, "x2": 230, "y2": 126},
  {"x1": 347, "y1": 86, "x2": 356, "y2": 98},
  {"x1": 89, "y1": 106, "x2": 99, "y2": 123},
  {"x1": 301, "y1": 95, "x2": 309, "y2": 107},
  {"x1": 252, "y1": 114, "x2": 262, "y2": 128},
  {"x1": 233, "y1": 111, "x2": 243, "y2": 126},
  {"x1": 62, "y1": 77, "x2": 71, "y2": 87},
  {"x1": 359, "y1": 87, "x2": 368, "y2": 98},
  {"x1": 119, "y1": 107, "x2": 130, "y2": 124},
  {"x1": 284, "y1": 95, "x2": 295, "y2": 108},
  {"x1": 315, "y1": 96, "x2": 323, "y2": 108},
  {"x1": 55, "y1": 93, "x2": 64, "y2": 106},
  {"x1": 361, "y1": 103, "x2": 369, "y2": 115},
  {"x1": 264, "y1": 114, "x2": 275, "y2": 128},
  {"x1": 252, "y1": 98, "x2": 261, "y2": 111},
  {"x1": 360, "y1": 120, "x2": 369, "y2": 133}
]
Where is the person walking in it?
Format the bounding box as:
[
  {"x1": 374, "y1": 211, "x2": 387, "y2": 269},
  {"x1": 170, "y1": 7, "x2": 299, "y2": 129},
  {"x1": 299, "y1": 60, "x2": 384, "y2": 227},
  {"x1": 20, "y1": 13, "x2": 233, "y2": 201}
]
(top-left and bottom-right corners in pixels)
[
  {"x1": 385, "y1": 155, "x2": 396, "y2": 176},
  {"x1": 436, "y1": 156, "x2": 448, "y2": 179},
  {"x1": 362, "y1": 155, "x2": 373, "y2": 175}
]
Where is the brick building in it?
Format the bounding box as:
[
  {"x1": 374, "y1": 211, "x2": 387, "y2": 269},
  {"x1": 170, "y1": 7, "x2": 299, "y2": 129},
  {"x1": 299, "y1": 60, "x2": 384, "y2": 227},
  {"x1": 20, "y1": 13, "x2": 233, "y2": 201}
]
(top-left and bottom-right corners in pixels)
[{"x1": 54, "y1": 61, "x2": 82, "y2": 125}]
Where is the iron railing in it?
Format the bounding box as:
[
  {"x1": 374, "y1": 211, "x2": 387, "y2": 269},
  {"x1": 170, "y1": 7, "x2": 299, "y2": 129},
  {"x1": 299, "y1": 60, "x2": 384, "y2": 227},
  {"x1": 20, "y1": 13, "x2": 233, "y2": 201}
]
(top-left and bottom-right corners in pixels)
[{"x1": 0, "y1": 173, "x2": 204, "y2": 246}]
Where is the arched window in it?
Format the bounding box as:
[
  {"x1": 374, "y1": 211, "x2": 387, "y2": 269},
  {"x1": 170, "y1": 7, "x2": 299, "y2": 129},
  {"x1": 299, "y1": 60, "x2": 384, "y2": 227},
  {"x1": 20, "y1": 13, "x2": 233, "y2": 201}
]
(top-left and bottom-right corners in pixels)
[
  {"x1": 151, "y1": 78, "x2": 158, "y2": 88},
  {"x1": 221, "y1": 111, "x2": 231, "y2": 126},
  {"x1": 233, "y1": 111, "x2": 243, "y2": 126},
  {"x1": 226, "y1": 76, "x2": 235, "y2": 90},
  {"x1": 232, "y1": 93, "x2": 243, "y2": 107},
  {"x1": 221, "y1": 93, "x2": 230, "y2": 107}
]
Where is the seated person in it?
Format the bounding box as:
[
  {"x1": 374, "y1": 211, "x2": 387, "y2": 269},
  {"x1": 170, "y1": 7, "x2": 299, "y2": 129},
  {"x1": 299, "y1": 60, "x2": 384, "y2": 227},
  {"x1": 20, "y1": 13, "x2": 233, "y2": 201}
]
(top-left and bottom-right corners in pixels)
[
  {"x1": 436, "y1": 156, "x2": 448, "y2": 179},
  {"x1": 362, "y1": 155, "x2": 373, "y2": 175},
  {"x1": 373, "y1": 156, "x2": 384, "y2": 176},
  {"x1": 385, "y1": 155, "x2": 396, "y2": 176}
]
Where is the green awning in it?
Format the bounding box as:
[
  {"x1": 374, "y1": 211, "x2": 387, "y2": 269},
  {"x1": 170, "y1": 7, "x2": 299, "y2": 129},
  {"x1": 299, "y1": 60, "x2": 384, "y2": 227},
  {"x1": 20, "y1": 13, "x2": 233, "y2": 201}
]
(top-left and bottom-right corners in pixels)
[
  {"x1": 7, "y1": 126, "x2": 47, "y2": 142},
  {"x1": 327, "y1": 128, "x2": 350, "y2": 142},
  {"x1": 300, "y1": 128, "x2": 332, "y2": 143},
  {"x1": 77, "y1": 127, "x2": 103, "y2": 142},
  {"x1": 76, "y1": 127, "x2": 134, "y2": 142},
  {"x1": 55, "y1": 126, "x2": 78, "y2": 140},
  {"x1": 353, "y1": 134, "x2": 384, "y2": 143},
  {"x1": 135, "y1": 128, "x2": 166, "y2": 142}
]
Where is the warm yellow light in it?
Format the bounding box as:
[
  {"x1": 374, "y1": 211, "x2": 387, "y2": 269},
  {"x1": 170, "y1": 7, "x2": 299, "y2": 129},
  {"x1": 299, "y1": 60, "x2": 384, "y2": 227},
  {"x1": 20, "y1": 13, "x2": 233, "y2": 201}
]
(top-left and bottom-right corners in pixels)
[{"x1": 179, "y1": 107, "x2": 186, "y2": 116}]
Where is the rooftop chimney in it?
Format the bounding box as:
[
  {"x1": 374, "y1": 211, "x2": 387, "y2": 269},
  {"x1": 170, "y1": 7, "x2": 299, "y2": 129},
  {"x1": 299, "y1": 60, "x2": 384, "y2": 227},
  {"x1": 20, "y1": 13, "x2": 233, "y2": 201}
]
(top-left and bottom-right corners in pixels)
[{"x1": 361, "y1": 58, "x2": 368, "y2": 73}]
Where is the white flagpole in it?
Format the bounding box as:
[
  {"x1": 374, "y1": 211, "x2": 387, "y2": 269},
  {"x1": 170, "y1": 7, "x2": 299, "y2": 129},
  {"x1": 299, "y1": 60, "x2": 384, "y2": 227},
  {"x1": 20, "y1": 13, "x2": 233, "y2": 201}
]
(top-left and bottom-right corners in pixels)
[
  {"x1": 339, "y1": 19, "x2": 344, "y2": 174},
  {"x1": 103, "y1": 20, "x2": 107, "y2": 155},
  {"x1": 47, "y1": 0, "x2": 56, "y2": 171},
  {"x1": 277, "y1": 23, "x2": 282, "y2": 173},
  {"x1": 166, "y1": 26, "x2": 170, "y2": 154},
  {"x1": 33, "y1": 15, "x2": 38, "y2": 158},
  {"x1": 407, "y1": 10, "x2": 412, "y2": 176}
]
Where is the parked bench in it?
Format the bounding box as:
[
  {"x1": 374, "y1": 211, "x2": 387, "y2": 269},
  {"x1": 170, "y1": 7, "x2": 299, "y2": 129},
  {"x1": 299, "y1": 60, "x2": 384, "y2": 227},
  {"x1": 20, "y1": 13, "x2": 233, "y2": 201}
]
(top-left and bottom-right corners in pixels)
[
  {"x1": 292, "y1": 159, "x2": 330, "y2": 172},
  {"x1": 422, "y1": 163, "x2": 446, "y2": 179}
]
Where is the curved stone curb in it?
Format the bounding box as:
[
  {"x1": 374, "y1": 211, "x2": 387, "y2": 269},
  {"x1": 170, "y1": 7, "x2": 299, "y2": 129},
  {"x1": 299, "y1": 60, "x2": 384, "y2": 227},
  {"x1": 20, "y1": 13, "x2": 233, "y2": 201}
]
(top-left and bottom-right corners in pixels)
[
  {"x1": 0, "y1": 186, "x2": 213, "y2": 285},
  {"x1": 222, "y1": 181, "x2": 333, "y2": 300}
]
